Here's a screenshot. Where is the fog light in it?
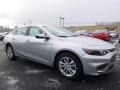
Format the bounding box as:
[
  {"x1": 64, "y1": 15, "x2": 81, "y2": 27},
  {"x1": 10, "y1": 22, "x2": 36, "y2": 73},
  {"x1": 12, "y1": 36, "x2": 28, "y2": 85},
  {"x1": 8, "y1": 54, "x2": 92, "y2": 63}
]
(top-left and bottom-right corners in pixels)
[{"x1": 97, "y1": 64, "x2": 107, "y2": 70}]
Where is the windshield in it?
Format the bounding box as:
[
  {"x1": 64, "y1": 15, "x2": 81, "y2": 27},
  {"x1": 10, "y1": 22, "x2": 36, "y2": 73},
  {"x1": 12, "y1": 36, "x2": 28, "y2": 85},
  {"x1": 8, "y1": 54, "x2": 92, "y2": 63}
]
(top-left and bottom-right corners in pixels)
[{"x1": 43, "y1": 26, "x2": 75, "y2": 37}]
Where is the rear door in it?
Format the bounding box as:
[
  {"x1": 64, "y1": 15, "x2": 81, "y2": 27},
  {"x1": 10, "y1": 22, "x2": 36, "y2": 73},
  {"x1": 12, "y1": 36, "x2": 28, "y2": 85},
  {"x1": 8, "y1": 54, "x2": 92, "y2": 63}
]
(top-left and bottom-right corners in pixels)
[{"x1": 11, "y1": 26, "x2": 29, "y2": 56}]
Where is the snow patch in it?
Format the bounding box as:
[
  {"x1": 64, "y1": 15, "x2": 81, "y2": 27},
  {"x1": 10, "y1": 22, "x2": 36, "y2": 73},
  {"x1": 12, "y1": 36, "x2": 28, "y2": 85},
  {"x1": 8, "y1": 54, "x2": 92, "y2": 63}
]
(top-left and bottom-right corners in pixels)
[
  {"x1": 0, "y1": 71, "x2": 24, "y2": 90},
  {"x1": 3, "y1": 76, "x2": 21, "y2": 90},
  {"x1": 5, "y1": 76, "x2": 19, "y2": 85},
  {"x1": 7, "y1": 79, "x2": 19, "y2": 85},
  {"x1": 26, "y1": 70, "x2": 40, "y2": 74},
  {"x1": 25, "y1": 69, "x2": 47, "y2": 74},
  {"x1": 0, "y1": 71, "x2": 5, "y2": 75},
  {"x1": 118, "y1": 81, "x2": 120, "y2": 84},
  {"x1": 42, "y1": 78, "x2": 62, "y2": 88}
]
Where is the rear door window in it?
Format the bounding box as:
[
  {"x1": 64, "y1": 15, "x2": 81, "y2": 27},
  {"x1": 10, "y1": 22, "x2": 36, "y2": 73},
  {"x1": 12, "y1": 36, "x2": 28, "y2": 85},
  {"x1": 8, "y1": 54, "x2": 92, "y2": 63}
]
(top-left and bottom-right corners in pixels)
[
  {"x1": 16, "y1": 27, "x2": 28, "y2": 36},
  {"x1": 29, "y1": 27, "x2": 44, "y2": 37}
]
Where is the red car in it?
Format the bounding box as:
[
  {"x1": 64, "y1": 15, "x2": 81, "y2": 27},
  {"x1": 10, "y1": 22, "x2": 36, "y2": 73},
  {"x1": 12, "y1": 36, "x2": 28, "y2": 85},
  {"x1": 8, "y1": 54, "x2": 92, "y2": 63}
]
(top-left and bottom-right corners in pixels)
[{"x1": 92, "y1": 30, "x2": 111, "y2": 41}]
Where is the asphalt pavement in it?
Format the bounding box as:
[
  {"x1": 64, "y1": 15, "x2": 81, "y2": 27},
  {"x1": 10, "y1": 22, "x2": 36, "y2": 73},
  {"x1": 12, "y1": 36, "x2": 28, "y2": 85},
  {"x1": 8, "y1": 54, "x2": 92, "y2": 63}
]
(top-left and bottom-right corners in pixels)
[{"x1": 0, "y1": 41, "x2": 120, "y2": 90}]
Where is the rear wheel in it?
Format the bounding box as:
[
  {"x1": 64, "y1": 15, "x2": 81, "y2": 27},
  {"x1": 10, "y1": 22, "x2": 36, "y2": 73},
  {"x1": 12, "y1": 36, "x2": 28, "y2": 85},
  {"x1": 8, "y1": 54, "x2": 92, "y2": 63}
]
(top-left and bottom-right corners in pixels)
[
  {"x1": 6, "y1": 45, "x2": 16, "y2": 60},
  {"x1": 56, "y1": 52, "x2": 83, "y2": 79}
]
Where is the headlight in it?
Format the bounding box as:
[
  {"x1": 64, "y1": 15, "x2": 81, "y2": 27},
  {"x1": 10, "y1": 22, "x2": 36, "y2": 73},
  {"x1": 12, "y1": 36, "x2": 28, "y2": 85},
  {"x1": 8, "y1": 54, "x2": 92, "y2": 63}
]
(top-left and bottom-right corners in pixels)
[{"x1": 83, "y1": 49, "x2": 108, "y2": 56}]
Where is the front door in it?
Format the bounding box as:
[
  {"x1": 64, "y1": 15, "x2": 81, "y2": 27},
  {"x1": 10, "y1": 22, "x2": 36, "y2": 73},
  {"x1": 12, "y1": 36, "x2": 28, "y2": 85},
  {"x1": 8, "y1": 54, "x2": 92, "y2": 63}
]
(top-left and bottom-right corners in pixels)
[{"x1": 26, "y1": 26, "x2": 52, "y2": 64}]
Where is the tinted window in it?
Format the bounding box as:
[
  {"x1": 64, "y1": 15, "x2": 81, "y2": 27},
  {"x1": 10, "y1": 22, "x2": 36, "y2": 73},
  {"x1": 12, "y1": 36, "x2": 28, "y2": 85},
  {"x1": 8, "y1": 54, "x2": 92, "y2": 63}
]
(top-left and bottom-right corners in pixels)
[
  {"x1": 16, "y1": 27, "x2": 28, "y2": 35},
  {"x1": 29, "y1": 27, "x2": 44, "y2": 36}
]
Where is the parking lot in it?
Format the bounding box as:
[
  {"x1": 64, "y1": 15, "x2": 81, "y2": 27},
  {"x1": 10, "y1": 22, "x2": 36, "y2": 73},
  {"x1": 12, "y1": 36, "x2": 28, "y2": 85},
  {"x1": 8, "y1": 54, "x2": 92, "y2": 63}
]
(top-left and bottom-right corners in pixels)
[{"x1": 0, "y1": 40, "x2": 120, "y2": 90}]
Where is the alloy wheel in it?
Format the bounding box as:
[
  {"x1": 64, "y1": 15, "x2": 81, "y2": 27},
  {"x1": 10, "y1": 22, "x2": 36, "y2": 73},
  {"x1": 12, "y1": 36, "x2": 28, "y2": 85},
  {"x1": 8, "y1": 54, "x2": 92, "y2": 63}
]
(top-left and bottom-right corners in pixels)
[{"x1": 59, "y1": 56, "x2": 76, "y2": 77}]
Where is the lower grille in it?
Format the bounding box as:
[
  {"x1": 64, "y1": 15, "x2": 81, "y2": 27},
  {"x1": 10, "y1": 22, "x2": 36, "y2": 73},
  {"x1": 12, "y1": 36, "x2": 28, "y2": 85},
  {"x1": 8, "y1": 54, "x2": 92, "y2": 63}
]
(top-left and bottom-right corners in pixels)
[
  {"x1": 107, "y1": 64, "x2": 114, "y2": 71},
  {"x1": 109, "y1": 48, "x2": 115, "y2": 52},
  {"x1": 111, "y1": 55, "x2": 116, "y2": 63},
  {"x1": 97, "y1": 64, "x2": 107, "y2": 70}
]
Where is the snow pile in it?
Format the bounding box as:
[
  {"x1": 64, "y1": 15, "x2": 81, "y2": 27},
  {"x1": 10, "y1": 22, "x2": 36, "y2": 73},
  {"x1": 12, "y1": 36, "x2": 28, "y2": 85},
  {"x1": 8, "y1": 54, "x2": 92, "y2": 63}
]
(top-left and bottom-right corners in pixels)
[{"x1": 42, "y1": 78, "x2": 62, "y2": 88}]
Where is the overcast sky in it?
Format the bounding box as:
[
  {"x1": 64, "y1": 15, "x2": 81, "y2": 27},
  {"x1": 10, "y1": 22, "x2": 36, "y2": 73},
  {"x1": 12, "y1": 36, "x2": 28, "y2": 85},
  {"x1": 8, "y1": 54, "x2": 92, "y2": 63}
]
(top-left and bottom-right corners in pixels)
[{"x1": 0, "y1": 0, "x2": 120, "y2": 27}]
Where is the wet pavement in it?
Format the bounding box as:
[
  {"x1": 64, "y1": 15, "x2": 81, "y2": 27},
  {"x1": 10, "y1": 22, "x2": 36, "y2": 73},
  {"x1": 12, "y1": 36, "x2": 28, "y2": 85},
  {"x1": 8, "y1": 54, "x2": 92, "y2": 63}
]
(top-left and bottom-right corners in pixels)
[{"x1": 0, "y1": 41, "x2": 120, "y2": 90}]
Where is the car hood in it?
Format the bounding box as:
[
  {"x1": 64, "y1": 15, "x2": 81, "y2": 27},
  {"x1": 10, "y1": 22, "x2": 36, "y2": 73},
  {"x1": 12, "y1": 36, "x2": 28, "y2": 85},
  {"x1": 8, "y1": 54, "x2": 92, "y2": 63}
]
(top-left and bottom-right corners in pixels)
[{"x1": 59, "y1": 36, "x2": 114, "y2": 49}]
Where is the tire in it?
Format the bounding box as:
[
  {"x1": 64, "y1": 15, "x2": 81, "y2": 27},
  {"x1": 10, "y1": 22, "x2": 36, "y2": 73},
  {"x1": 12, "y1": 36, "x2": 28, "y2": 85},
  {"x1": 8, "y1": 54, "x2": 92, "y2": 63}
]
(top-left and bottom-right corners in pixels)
[
  {"x1": 6, "y1": 45, "x2": 16, "y2": 60},
  {"x1": 56, "y1": 52, "x2": 83, "y2": 79}
]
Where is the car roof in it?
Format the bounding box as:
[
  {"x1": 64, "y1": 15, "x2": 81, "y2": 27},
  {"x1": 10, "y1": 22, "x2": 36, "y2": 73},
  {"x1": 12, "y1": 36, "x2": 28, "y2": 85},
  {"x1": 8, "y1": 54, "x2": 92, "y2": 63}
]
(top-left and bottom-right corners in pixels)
[{"x1": 17, "y1": 24, "x2": 56, "y2": 29}]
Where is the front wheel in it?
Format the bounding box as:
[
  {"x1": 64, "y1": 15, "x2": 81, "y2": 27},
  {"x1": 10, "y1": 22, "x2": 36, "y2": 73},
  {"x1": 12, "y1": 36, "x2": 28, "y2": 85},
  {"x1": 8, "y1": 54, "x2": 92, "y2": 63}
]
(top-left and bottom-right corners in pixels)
[
  {"x1": 6, "y1": 45, "x2": 16, "y2": 60},
  {"x1": 56, "y1": 53, "x2": 83, "y2": 79}
]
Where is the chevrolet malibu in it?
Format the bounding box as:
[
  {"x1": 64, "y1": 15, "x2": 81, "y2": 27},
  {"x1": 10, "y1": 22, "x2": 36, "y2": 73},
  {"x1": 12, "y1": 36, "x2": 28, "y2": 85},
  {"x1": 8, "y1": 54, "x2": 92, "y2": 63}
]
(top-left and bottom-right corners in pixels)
[{"x1": 3, "y1": 25, "x2": 116, "y2": 79}]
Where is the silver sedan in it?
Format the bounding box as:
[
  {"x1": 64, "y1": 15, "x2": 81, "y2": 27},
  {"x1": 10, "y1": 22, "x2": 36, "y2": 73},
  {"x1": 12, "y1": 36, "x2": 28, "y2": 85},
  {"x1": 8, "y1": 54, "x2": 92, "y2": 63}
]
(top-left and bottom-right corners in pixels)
[{"x1": 3, "y1": 25, "x2": 116, "y2": 79}]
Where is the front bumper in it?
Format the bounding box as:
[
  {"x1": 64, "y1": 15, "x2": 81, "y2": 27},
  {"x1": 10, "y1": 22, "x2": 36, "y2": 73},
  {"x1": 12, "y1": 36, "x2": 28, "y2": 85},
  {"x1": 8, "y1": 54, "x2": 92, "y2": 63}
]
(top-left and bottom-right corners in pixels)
[
  {"x1": 111, "y1": 35, "x2": 118, "y2": 38},
  {"x1": 81, "y1": 51, "x2": 116, "y2": 75}
]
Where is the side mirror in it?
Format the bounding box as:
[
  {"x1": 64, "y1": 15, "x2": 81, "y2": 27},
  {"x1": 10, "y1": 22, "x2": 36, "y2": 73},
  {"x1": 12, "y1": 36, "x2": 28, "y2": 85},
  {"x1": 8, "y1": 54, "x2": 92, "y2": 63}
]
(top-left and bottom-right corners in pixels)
[{"x1": 35, "y1": 34, "x2": 50, "y2": 39}]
